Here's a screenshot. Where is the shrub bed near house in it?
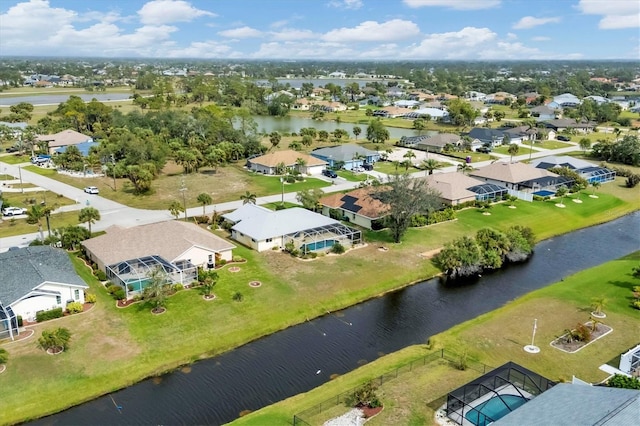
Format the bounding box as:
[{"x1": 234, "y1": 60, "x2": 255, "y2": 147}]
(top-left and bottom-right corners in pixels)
[
  {"x1": 36, "y1": 308, "x2": 64, "y2": 322},
  {"x1": 84, "y1": 293, "x2": 97, "y2": 303},
  {"x1": 94, "y1": 270, "x2": 107, "y2": 281},
  {"x1": 193, "y1": 215, "x2": 210, "y2": 224},
  {"x1": 66, "y1": 302, "x2": 83, "y2": 314}
]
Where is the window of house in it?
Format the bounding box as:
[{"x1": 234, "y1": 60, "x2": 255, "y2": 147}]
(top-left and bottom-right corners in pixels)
[
  {"x1": 74, "y1": 289, "x2": 79, "y2": 299},
  {"x1": 56, "y1": 296, "x2": 61, "y2": 304},
  {"x1": 208, "y1": 254, "x2": 213, "y2": 262},
  {"x1": 266, "y1": 238, "x2": 272, "y2": 243}
]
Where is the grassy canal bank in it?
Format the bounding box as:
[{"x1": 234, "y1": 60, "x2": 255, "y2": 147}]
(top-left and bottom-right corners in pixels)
[
  {"x1": 232, "y1": 251, "x2": 640, "y2": 426},
  {"x1": 0, "y1": 178, "x2": 638, "y2": 424}
]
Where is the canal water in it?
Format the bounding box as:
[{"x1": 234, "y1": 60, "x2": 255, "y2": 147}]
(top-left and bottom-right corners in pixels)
[
  {"x1": 0, "y1": 93, "x2": 132, "y2": 107},
  {"x1": 34, "y1": 212, "x2": 640, "y2": 425}
]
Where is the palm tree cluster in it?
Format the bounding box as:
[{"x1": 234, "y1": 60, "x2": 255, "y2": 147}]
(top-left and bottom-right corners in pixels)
[{"x1": 37, "y1": 327, "x2": 72, "y2": 353}]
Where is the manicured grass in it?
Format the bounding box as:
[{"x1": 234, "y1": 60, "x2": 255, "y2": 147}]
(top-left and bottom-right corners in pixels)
[
  {"x1": 373, "y1": 161, "x2": 415, "y2": 175},
  {"x1": 262, "y1": 201, "x2": 299, "y2": 210},
  {"x1": 442, "y1": 150, "x2": 494, "y2": 163},
  {"x1": 336, "y1": 170, "x2": 370, "y2": 182},
  {"x1": 534, "y1": 140, "x2": 574, "y2": 149},
  {"x1": 232, "y1": 252, "x2": 640, "y2": 426},
  {"x1": 0, "y1": 210, "x2": 81, "y2": 238},
  {"x1": 0, "y1": 180, "x2": 637, "y2": 424},
  {"x1": 0, "y1": 154, "x2": 31, "y2": 164}
]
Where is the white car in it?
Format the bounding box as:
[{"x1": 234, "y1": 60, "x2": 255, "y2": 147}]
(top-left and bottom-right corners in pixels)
[
  {"x1": 84, "y1": 186, "x2": 99, "y2": 194},
  {"x1": 2, "y1": 206, "x2": 27, "y2": 216}
]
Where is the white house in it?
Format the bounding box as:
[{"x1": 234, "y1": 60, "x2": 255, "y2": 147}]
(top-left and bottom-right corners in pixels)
[
  {"x1": 0, "y1": 246, "x2": 89, "y2": 337},
  {"x1": 222, "y1": 204, "x2": 362, "y2": 253}
]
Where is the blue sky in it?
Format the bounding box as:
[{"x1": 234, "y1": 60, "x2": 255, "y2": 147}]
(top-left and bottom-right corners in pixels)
[{"x1": 1, "y1": 0, "x2": 638, "y2": 59}]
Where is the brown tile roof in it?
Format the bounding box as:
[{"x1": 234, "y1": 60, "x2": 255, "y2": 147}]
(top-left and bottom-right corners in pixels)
[
  {"x1": 319, "y1": 187, "x2": 389, "y2": 219},
  {"x1": 37, "y1": 129, "x2": 92, "y2": 148},
  {"x1": 422, "y1": 172, "x2": 485, "y2": 201},
  {"x1": 470, "y1": 161, "x2": 557, "y2": 184},
  {"x1": 249, "y1": 150, "x2": 326, "y2": 168},
  {"x1": 418, "y1": 133, "x2": 462, "y2": 148},
  {"x1": 82, "y1": 221, "x2": 235, "y2": 266}
]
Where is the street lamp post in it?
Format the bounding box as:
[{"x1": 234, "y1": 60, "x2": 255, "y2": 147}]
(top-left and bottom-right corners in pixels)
[
  {"x1": 280, "y1": 177, "x2": 284, "y2": 206},
  {"x1": 179, "y1": 178, "x2": 188, "y2": 221},
  {"x1": 18, "y1": 165, "x2": 24, "y2": 194}
]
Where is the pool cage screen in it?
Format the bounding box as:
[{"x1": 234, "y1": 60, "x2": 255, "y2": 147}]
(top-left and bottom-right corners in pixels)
[
  {"x1": 284, "y1": 223, "x2": 362, "y2": 254},
  {"x1": 106, "y1": 255, "x2": 197, "y2": 297},
  {"x1": 579, "y1": 167, "x2": 616, "y2": 184},
  {"x1": 468, "y1": 183, "x2": 508, "y2": 202},
  {"x1": 446, "y1": 361, "x2": 555, "y2": 425}
]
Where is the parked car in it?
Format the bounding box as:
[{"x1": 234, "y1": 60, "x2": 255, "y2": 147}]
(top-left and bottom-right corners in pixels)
[
  {"x1": 322, "y1": 169, "x2": 338, "y2": 178},
  {"x1": 31, "y1": 155, "x2": 51, "y2": 165},
  {"x1": 557, "y1": 135, "x2": 571, "y2": 141},
  {"x1": 2, "y1": 206, "x2": 27, "y2": 216},
  {"x1": 84, "y1": 186, "x2": 99, "y2": 194},
  {"x1": 476, "y1": 146, "x2": 492, "y2": 153},
  {"x1": 362, "y1": 163, "x2": 373, "y2": 171},
  {"x1": 5, "y1": 146, "x2": 19, "y2": 153}
]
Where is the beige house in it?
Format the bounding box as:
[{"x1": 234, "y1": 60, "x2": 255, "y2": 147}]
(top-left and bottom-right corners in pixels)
[
  {"x1": 82, "y1": 220, "x2": 235, "y2": 274},
  {"x1": 319, "y1": 187, "x2": 389, "y2": 230},
  {"x1": 422, "y1": 172, "x2": 507, "y2": 205},
  {"x1": 37, "y1": 129, "x2": 93, "y2": 154},
  {"x1": 470, "y1": 161, "x2": 570, "y2": 192},
  {"x1": 248, "y1": 150, "x2": 327, "y2": 175}
]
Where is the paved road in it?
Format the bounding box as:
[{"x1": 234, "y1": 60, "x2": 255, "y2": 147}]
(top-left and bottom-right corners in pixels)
[{"x1": 0, "y1": 140, "x2": 579, "y2": 251}]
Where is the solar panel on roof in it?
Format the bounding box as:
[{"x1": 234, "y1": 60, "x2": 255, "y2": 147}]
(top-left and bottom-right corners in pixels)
[{"x1": 340, "y1": 195, "x2": 362, "y2": 213}]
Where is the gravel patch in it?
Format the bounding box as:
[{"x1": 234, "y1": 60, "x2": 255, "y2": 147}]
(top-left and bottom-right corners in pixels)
[{"x1": 324, "y1": 408, "x2": 365, "y2": 426}]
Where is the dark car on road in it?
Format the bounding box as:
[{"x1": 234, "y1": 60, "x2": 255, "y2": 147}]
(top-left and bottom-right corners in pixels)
[
  {"x1": 476, "y1": 146, "x2": 492, "y2": 153},
  {"x1": 557, "y1": 135, "x2": 571, "y2": 141},
  {"x1": 322, "y1": 169, "x2": 338, "y2": 178},
  {"x1": 362, "y1": 163, "x2": 373, "y2": 171}
]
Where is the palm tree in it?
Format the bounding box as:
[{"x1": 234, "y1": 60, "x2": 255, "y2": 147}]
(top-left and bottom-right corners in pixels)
[
  {"x1": 591, "y1": 180, "x2": 601, "y2": 197},
  {"x1": 457, "y1": 163, "x2": 473, "y2": 175},
  {"x1": 168, "y1": 200, "x2": 184, "y2": 219},
  {"x1": 413, "y1": 118, "x2": 426, "y2": 135},
  {"x1": 403, "y1": 150, "x2": 416, "y2": 169},
  {"x1": 591, "y1": 297, "x2": 606, "y2": 317},
  {"x1": 43, "y1": 204, "x2": 57, "y2": 238},
  {"x1": 555, "y1": 185, "x2": 568, "y2": 206},
  {"x1": 27, "y1": 205, "x2": 45, "y2": 241},
  {"x1": 422, "y1": 158, "x2": 442, "y2": 176},
  {"x1": 508, "y1": 143, "x2": 519, "y2": 163},
  {"x1": 352, "y1": 126, "x2": 361, "y2": 140},
  {"x1": 200, "y1": 270, "x2": 219, "y2": 298},
  {"x1": 143, "y1": 267, "x2": 170, "y2": 313},
  {"x1": 196, "y1": 193, "x2": 212, "y2": 216},
  {"x1": 37, "y1": 327, "x2": 71, "y2": 353},
  {"x1": 78, "y1": 207, "x2": 100, "y2": 235},
  {"x1": 240, "y1": 191, "x2": 257, "y2": 205},
  {"x1": 269, "y1": 131, "x2": 281, "y2": 150},
  {"x1": 295, "y1": 157, "x2": 307, "y2": 174}
]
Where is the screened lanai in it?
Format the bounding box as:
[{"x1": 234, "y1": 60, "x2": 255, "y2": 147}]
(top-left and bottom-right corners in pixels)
[
  {"x1": 106, "y1": 255, "x2": 197, "y2": 297},
  {"x1": 446, "y1": 362, "x2": 555, "y2": 426},
  {"x1": 285, "y1": 222, "x2": 362, "y2": 254},
  {"x1": 579, "y1": 166, "x2": 616, "y2": 184},
  {"x1": 468, "y1": 183, "x2": 508, "y2": 202}
]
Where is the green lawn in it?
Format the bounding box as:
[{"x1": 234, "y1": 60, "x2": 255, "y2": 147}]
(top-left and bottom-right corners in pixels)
[
  {"x1": 535, "y1": 140, "x2": 574, "y2": 149},
  {"x1": 336, "y1": 170, "x2": 370, "y2": 182},
  {"x1": 0, "y1": 179, "x2": 637, "y2": 424},
  {"x1": 0, "y1": 210, "x2": 81, "y2": 238},
  {"x1": 0, "y1": 154, "x2": 31, "y2": 164},
  {"x1": 232, "y1": 252, "x2": 640, "y2": 426}
]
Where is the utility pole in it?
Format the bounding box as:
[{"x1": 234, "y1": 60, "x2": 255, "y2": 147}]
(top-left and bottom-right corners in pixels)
[
  {"x1": 179, "y1": 178, "x2": 188, "y2": 221},
  {"x1": 18, "y1": 165, "x2": 24, "y2": 194},
  {"x1": 280, "y1": 177, "x2": 284, "y2": 206},
  {"x1": 111, "y1": 154, "x2": 117, "y2": 191}
]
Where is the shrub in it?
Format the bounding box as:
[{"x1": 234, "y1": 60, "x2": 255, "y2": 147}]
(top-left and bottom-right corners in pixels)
[
  {"x1": 632, "y1": 300, "x2": 640, "y2": 310},
  {"x1": 232, "y1": 255, "x2": 244, "y2": 263},
  {"x1": 427, "y1": 208, "x2": 456, "y2": 225},
  {"x1": 95, "y1": 270, "x2": 107, "y2": 281},
  {"x1": 344, "y1": 382, "x2": 381, "y2": 409},
  {"x1": 113, "y1": 289, "x2": 126, "y2": 300},
  {"x1": 607, "y1": 374, "x2": 640, "y2": 390},
  {"x1": 36, "y1": 308, "x2": 64, "y2": 322},
  {"x1": 285, "y1": 175, "x2": 296, "y2": 183},
  {"x1": 85, "y1": 293, "x2": 97, "y2": 303},
  {"x1": 107, "y1": 284, "x2": 121, "y2": 294},
  {"x1": 66, "y1": 302, "x2": 84, "y2": 314},
  {"x1": 284, "y1": 241, "x2": 299, "y2": 257},
  {"x1": 331, "y1": 242, "x2": 345, "y2": 254},
  {"x1": 194, "y1": 215, "x2": 210, "y2": 224},
  {"x1": 232, "y1": 291, "x2": 244, "y2": 302},
  {"x1": 574, "y1": 322, "x2": 592, "y2": 342},
  {"x1": 172, "y1": 283, "x2": 184, "y2": 292},
  {"x1": 410, "y1": 214, "x2": 428, "y2": 227},
  {"x1": 453, "y1": 350, "x2": 469, "y2": 371},
  {"x1": 218, "y1": 259, "x2": 227, "y2": 266},
  {"x1": 17, "y1": 315, "x2": 23, "y2": 326},
  {"x1": 625, "y1": 174, "x2": 640, "y2": 188}
]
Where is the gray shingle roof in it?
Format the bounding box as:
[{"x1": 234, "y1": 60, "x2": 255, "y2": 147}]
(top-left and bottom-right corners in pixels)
[
  {"x1": 495, "y1": 383, "x2": 640, "y2": 426},
  {"x1": 0, "y1": 246, "x2": 87, "y2": 305},
  {"x1": 311, "y1": 144, "x2": 379, "y2": 162}
]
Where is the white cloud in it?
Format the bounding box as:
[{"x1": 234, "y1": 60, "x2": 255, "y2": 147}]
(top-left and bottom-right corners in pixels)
[
  {"x1": 507, "y1": 32, "x2": 517, "y2": 39},
  {"x1": 251, "y1": 41, "x2": 355, "y2": 59},
  {"x1": 270, "y1": 28, "x2": 317, "y2": 41},
  {"x1": 323, "y1": 19, "x2": 420, "y2": 43},
  {"x1": 512, "y1": 16, "x2": 560, "y2": 29},
  {"x1": 0, "y1": 0, "x2": 76, "y2": 41},
  {"x1": 403, "y1": 0, "x2": 500, "y2": 10},
  {"x1": 576, "y1": 0, "x2": 640, "y2": 29},
  {"x1": 402, "y1": 27, "x2": 497, "y2": 58},
  {"x1": 218, "y1": 26, "x2": 263, "y2": 38},
  {"x1": 137, "y1": 0, "x2": 215, "y2": 25},
  {"x1": 328, "y1": 0, "x2": 363, "y2": 9},
  {"x1": 532, "y1": 36, "x2": 551, "y2": 41},
  {"x1": 165, "y1": 41, "x2": 235, "y2": 58}
]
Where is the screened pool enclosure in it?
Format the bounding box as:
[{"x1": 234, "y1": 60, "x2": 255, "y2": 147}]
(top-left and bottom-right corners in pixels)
[
  {"x1": 284, "y1": 222, "x2": 362, "y2": 255},
  {"x1": 446, "y1": 362, "x2": 555, "y2": 426},
  {"x1": 106, "y1": 255, "x2": 197, "y2": 298}
]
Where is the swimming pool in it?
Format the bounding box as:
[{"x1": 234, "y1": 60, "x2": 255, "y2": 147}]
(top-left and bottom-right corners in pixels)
[
  {"x1": 533, "y1": 190, "x2": 555, "y2": 197},
  {"x1": 464, "y1": 394, "x2": 527, "y2": 426}
]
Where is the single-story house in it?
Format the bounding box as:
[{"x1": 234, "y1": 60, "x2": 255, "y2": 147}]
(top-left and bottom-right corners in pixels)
[
  {"x1": 393, "y1": 100, "x2": 421, "y2": 108},
  {"x1": 423, "y1": 172, "x2": 508, "y2": 205},
  {"x1": 82, "y1": 221, "x2": 235, "y2": 295},
  {"x1": 54, "y1": 140, "x2": 100, "y2": 157},
  {"x1": 310, "y1": 100, "x2": 347, "y2": 112},
  {"x1": 416, "y1": 133, "x2": 465, "y2": 153},
  {"x1": 372, "y1": 107, "x2": 408, "y2": 118},
  {"x1": 397, "y1": 135, "x2": 429, "y2": 148},
  {"x1": 530, "y1": 155, "x2": 616, "y2": 184},
  {"x1": 405, "y1": 107, "x2": 449, "y2": 120},
  {"x1": 495, "y1": 383, "x2": 640, "y2": 426},
  {"x1": 311, "y1": 144, "x2": 380, "y2": 171},
  {"x1": 0, "y1": 246, "x2": 89, "y2": 338},
  {"x1": 247, "y1": 150, "x2": 327, "y2": 175},
  {"x1": 542, "y1": 119, "x2": 596, "y2": 133},
  {"x1": 470, "y1": 161, "x2": 572, "y2": 193},
  {"x1": 291, "y1": 98, "x2": 312, "y2": 111},
  {"x1": 485, "y1": 92, "x2": 517, "y2": 104},
  {"x1": 547, "y1": 93, "x2": 581, "y2": 109},
  {"x1": 222, "y1": 204, "x2": 362, "y2": 253},
  {"x1": 318, "y1": 187, "x2": 389, "y2": 230},
  {"x1": 467, "y1": 128, "x2": 510, "y2": 147},
  {"x1": 530, "y1": 105, "x2": 557, "y2": 121},
  {"x1": 37, "y1": 129, "x2": 93, "y2": 154}
]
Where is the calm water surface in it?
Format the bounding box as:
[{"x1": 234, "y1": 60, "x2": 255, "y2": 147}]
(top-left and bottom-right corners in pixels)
[{"x1": 34, "y1": 212, "x2": 640, "y2": 425}]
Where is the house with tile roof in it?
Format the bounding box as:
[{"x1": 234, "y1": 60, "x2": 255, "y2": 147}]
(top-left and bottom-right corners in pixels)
[
  {"x1": 423, "y1": 172, "x2": 508, "y2": 205},
  {"x1": 222, "y1": 204, "x2": 362, "y2": 253},
  {"x1": 37, "y1": 129, "x2": 93, "y2": 154},
  {"x1": 542, "y1": 119, "x2": 596, "y2": 133},
  {"x1": 416, "y1": 133, "x2": 465, "y2": 153},
  {"x1": 530, "y1": 155, "x2": 616, "y2": 184},
  {"x1": 82, "y1": 221, "x2": 235, "y2": 295},
  {"x1": 470, "y1": 161, "x2": 572, "y2": 193},
  {"x1": 0, "y1": 246, "x2": 89, "y2": 337},
  {"x1": 247, "y1": 150, "x2": 327, "y2": 175},
  {"x1": 318, "y1": 187, "x2": 390, "y2": 230}
]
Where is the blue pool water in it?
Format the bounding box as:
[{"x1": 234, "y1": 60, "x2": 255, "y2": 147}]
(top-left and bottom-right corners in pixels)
[
  {"x1": 302, "y1": 239, "x2": 335, "y2": 252},
  {"x1": 533, "y1": 190, "x2": 555, "y2": 197},
  {"x1": 465, "y1": 394, "x2": 527, "y2": 426}
]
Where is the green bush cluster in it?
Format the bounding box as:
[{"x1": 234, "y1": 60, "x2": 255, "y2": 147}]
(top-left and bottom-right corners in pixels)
[
  {"x1": 330, "y1": 242, "x2": 346, "y2": 254},
  {"x1": 36, "y1": 308, "x2": 63, "y2": 322},
  {"x1": 194, "y1": 215, "x2": 210, "y2": 224},
  {"x1": 66, "y1": 302, "x2": 83, "y2": 314},
  {"x1": 172, "y1": 283, "x2": 184, "y2": 292},
  {"x1": 106, "y1": 284, "x2": 125, "y2": 300},
  {"x1": 85, "y1": 293, "x2": 97, "y2": 303},
  {"x1": 94, "y1": 270, "x2": 107, "y2": 281},
  {"x1": 344, "y1": 382, "x2": 382, "y2": 409},
  {"x1": 607, "y1": 374, "x2": 640, "y2": 390}
]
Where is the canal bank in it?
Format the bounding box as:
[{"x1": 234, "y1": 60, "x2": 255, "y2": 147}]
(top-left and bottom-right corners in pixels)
[{"x1": 30, "y1": 212, "x2": 640, "y2": 426}]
